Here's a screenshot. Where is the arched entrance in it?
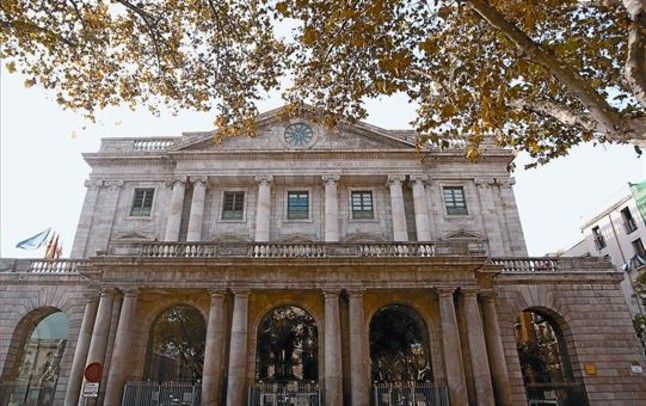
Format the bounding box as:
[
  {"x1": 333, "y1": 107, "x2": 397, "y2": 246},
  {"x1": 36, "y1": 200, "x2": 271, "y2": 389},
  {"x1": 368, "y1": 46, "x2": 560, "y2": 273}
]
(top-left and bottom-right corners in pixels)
[
  {"x1": 251, "y1": 305, "x2": 319, "y2": 405},
  {"x1": 124, "y1": 305, "x2": 206, "y2": 406},
  {"x1": 369, "y1": 304, "x2": 444, "y2": 405},
  {"x1": 515, "y1": 309, "x2": 588, "y2": 405},
  {"x1": 0, "y1": 308, "x2": 69, "y2": 406}
]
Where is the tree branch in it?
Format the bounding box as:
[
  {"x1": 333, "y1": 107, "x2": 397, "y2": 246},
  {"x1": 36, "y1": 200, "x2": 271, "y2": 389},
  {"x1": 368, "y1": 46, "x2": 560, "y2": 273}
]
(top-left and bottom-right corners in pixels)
[
  {"x1": 466, "y1": 0, "x2": 628, "y2": 135},
  {"x1": 622, "y1": 0, "x2": 646, "y2": 108}
]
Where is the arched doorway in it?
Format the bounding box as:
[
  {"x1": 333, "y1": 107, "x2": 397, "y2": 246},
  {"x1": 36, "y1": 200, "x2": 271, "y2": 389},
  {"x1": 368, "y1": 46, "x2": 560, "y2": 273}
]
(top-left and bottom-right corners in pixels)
[
  {"x1": 125, "y1": 305, "x2": 206, "y2": 406},
  {"x1": 515, "y1": 309, "x2": 588, "y2": 405},
  {"x1": 251, "y1": 305, "x2": 319, "y2": 405},
  {"x1": 1, "y1": 309, "x2": 69, "y2": 406},
  {"x1": 369, "y1": 304, "x2": 442, "y2": 405},
  {"x1": 143, "y1": 304, "x2": 206, "y2": 382}
]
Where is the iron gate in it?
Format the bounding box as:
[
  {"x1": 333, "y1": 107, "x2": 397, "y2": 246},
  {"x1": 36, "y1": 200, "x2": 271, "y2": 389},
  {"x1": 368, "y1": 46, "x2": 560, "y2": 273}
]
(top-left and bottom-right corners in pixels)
[
  {"x1": 372, "y1": 382, "x2": 448, "y2": 406},
  {"x1": 247, "y1": 382, "x2": 320, "y2": 406},
  {"x1": 121, "y1": 382, "x2": 200, "y2": 406}
]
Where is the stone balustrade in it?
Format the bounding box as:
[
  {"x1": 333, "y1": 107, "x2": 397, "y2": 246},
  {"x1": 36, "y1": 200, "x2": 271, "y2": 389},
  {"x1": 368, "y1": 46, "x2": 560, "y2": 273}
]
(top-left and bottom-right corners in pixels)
[
  {"x1": 132, "y1": 139, "x2": 175, "y2": 151},
  {"x1": 492, "y1": 256, "x2": 612, "y2": 273},
  {"x1": 0, "y1": 258, "x2": 88, "y2": 274}
]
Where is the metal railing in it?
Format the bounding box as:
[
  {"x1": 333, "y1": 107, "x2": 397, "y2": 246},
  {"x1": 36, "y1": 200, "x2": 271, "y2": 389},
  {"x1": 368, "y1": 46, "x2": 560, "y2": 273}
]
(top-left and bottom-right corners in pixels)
[
  {"x1": 0, "y1": 259, "x2": 88, "y2": 274},
  {"x1": 0, "y1": 382, "x2": 56, "y2": 406},
  {"x1": 122, "y1": 382, "x2": 200, "y2": 406},
  {"x1": 136, "y1": 241, "x2": 475, "y2": 259},
  {"x1": 372, "y1": 382, "x2": 448, "y2": 406},
  {"x1": 248, "y1": 383, "x2": 320, "y2": 406}
]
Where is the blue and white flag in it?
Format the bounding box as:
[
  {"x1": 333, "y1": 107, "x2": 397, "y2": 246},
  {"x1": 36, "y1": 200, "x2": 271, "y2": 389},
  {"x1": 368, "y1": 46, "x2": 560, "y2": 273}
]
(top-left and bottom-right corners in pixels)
[{"x1": 16, "y1": 228, "x2": 51, "y2": 250}]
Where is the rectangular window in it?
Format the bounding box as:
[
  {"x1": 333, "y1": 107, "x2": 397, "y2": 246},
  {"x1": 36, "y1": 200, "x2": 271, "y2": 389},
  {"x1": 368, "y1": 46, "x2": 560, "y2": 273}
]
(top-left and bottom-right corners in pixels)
[
  {"x1": 621, "y1": 207, "x2": 638, "y2": 234},
  {"x1": 222, "y1": 191, "x2": 245, "y2": 220},
  {"x1": 443, "y1": 186, "x2": 468, "y2": 215},
  {"x1": 351, "y1": 191, "x2": 374, "y2": 219},
  {"x1": 592, "y1": 226, "x2": 606, "y2": 249},
  {"x1": 287, "y1": 191, "x2": 309, "y2": 220},
  {"x1": 633, "y1": 238, "x2": 645, "y2": 257},
  {"x1": 130, "y1": 188, "x2": 154, "y2": 217}
]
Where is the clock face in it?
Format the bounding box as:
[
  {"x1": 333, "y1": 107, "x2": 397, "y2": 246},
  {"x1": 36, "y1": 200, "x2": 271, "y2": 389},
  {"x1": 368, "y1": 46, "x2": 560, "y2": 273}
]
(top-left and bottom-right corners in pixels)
[{"x1": 284, "y1": 123, "x2": 313, "y2": 147}]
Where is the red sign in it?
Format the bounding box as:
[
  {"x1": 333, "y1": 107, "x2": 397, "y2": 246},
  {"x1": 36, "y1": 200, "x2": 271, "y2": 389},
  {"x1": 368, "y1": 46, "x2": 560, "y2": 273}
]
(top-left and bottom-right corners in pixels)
[{"x1": 84, "y1": 362, "x2": 103, "y2": 383}]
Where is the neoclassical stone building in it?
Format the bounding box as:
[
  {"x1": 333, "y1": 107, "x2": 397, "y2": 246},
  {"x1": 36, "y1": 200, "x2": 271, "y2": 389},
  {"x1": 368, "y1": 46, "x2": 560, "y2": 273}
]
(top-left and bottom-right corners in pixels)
[{"x1": 1, "y1": 107, "x2": 645, "y2": 406}]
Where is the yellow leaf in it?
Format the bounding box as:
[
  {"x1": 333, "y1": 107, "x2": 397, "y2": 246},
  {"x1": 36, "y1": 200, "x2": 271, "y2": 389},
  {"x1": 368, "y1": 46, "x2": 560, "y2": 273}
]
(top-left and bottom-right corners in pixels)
[{"x1": 6, "y1": 61, "x2": 16, "y2": 74}]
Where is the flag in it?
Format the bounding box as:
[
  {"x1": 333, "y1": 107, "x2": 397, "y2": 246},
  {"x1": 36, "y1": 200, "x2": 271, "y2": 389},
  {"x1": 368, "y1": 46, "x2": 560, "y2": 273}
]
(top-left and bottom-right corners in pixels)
[
  {"x1": 15, "y1": 228, "x2": 51, "y2": 250},
  {"x1": 45, "y1": 233, "x2": 59, "y2": 259},
  {"x1": 629, "y1": 180, "x2": 646, "y2": 223}
]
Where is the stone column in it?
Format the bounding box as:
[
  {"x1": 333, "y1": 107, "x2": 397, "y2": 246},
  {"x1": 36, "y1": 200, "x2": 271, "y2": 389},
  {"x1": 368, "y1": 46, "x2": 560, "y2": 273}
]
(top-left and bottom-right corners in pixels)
[
  {"x1": 481, "y1": 293, "x2": 513, "y2": 406},
  {"x1": 462, "y1": 289, "x2": 495, "y2": 405},
  {"x1": 255, "y1": 175, "x2": 273, "y2": 242},
  {"x1": 71, "y1": 180, "x2": 103, "y2": 258},
  {"x1": 187, "y1": 177, "x2": 208, "y2": 241},
  {"x1": 348, "y1": 289, "x2": 369, "y2": 406},
  {"x1": 164, "y1": 177, "x2": 187, "y2": 241},
  {"x1": 497, "y1": 178, "x2": 528, "y2": 255},
  {"x1": 202, "y1": 290, "x2": 226, "y2": 406},
  {"x1": 103, "y1": 289, "x2": 139, "y2": 406},
  {"x1": 64, "y1": 294, "x2": 98, "y2": 406},
  {"x1": 94, "y1": 180, "x2": 124, "y2": 254},
  {"x1": 324, "y1": 289, "x2": 343, "y2": 406},
  {"x1": 82, "y1": 288, "x2": 116, "y2": 404},
  {"x1": 388, "y1": 175, "x2": 408, "y2": 241},
  {"x1": 410, "y1": 174, "x2": 431, "y2": 241},
  {"x1": 437, "y1": 288, "x2": 468, "y2": 405},
  {"x1": 475, "y1": 177, "x2": 505, "y2": 256},
  {"x1": 323, "y1": 174, "x2": 340, "y2": 242},
  {"x1": 226, "y1": 289, "x2": 250, "y2": 406}
]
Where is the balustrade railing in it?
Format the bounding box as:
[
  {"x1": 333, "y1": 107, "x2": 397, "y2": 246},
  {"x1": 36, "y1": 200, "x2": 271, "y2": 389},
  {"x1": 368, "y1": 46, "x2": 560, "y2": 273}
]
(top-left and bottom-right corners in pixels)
[
  {"x1": 138, "y1": 241, "x2": 444, "y2": 259},
  {"x1": 0, "y1": 258, "x2": 88, "y2": 274},
  {"x1": 492, "y1": 257, "x2": 611, "y2": 273},
  {"x1": 132, "y1": 139, "x2": 175, "y2": 151}
]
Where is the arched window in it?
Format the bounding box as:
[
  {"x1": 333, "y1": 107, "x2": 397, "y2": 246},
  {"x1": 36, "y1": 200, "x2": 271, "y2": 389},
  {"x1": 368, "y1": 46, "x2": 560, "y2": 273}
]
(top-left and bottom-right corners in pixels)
[
  {"x1": 515, "y1": 310, "x2": 588, "y2": 405},
  {"x1": 369, "y1": 304, "x2": 432, "y2": 383},
  {"x1": 3, "y1": 310, "x2": 69, "y2": 406},
  {"x1": 255, "y1": 305, "x2": 318, "y2": 383},
  {"x1": 143, "y1": 305, "x2": 206, "y2": 383}
]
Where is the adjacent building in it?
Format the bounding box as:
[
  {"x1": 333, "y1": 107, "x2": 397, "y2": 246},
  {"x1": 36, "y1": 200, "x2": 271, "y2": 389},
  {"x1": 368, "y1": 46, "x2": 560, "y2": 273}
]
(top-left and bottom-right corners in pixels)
[{"x1": 1, "y1": 107, "x2": 645, "y2": 406}]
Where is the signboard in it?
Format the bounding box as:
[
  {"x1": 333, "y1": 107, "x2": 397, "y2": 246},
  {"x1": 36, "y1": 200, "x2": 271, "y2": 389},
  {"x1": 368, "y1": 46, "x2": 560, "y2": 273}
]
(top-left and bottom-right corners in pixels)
[
  {"x1": 84, "y1": 362, "x2": 103, "y2": 383},
  {"x1": 82, "y1": 382, "x2": 99, "y2": 398}
]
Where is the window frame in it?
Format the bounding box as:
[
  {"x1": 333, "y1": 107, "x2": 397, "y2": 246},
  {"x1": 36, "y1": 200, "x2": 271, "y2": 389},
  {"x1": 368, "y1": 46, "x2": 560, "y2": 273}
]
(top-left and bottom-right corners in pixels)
[
  {"x1": 350, "y1": 190, "x2": 375, "y2": 220},
  {"x1": 219, "y1": 189, "x2": 247, "y2": 222},
  {"x1": 592, "y1": 226, "x2": 606, "y2": 249},
  {"x1": 632, "y1": 238, "x2": 645, "y2": 257},
  {"x1": 621, "y1": 207, "x2": 638, "y2": 234},
  {"x1": 442, "y1": 186, "x2": 468, "y2": 216},
  {"x1": 129, "y1": 187, "x2": 156, "y2": 218},
  {"x1": 285, "y1": 190, "x2": 311, "y2": 221}
]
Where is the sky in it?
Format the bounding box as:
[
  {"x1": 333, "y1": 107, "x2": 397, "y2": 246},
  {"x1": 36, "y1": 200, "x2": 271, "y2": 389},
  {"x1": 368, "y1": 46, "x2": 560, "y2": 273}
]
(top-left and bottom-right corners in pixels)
[{"x1": 1, "y1": 65, "x2": 644, "y2": 258}]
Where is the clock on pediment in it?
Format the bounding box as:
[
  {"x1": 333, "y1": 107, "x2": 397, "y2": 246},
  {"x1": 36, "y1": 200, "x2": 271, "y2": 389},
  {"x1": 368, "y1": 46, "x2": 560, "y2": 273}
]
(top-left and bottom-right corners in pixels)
[{"x1": 284, "y1": 123, "x2": 314, "y2": 148}]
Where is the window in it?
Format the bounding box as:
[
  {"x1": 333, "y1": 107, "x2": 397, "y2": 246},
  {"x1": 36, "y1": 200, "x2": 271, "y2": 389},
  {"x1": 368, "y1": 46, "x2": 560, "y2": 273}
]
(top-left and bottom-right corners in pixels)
[
  {"x1": 222, "y1": 191, "x2": 245, "y2": 220},
  {"x1": 287, "y1": 191, "x2": 309, "y2": 220},
  {"x1": 592, "y1": 226, "x2": 606, "y2": 249},
  {"x1": 443, "y1": 186, "x2": 468, "y2": 215},
  {"x1": 633, "y1": 238, "x2": 645, "y2": 257},
  {"x1": 621, "y1": 207, "x2": 638, "y2": 234},
  {"x1": 130, "y1": 188, "x2": 154, "y2": 216},
  {"x1": 351, "y1": 191, "x2": 374, "y2": 219}
]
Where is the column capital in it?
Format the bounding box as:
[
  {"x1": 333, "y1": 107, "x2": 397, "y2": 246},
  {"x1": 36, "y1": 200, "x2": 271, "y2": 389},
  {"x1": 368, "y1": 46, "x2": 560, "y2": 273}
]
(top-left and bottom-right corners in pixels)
[
  {"x1": 436, "y1": 287, "x2": 456, "y2": 298},
  {"x1": 496, "y1": 177, "x2": 516, "y2": 188},
  {"x1": 207, "y1": 288, "x2": 227, "y2": 298},
  {"x1": 255, "y1": 174, "x2": 274, "y2": 184},
  {"x1": 231, "y1": 287, "x2": 251, "y2": 297},
  {"x1": 346, "y1": 288, "x2": 365, "y2": 298},
  {"x1": 99, "y1": 287, "x2": 118, "y2": 298},
  {"x1": 104, "y1": 180, "x2": 124, "y2": 191},
  {"x1": 322, "y1": 174, "x2": 340, "y2": 185},
  {"x1": 83, "y1": 290, "x2": 101, "y2": 303},
  {"x1": 84, "y1": 179, "x2": 104, "y2": 191},
  {"x1": 322, "y1": 288, "x2": 342, "y2": 298},
  {"x1": 190, "y1": 175, "x2": 209, "y2": 186},
  {"x1": 121, "y1": 288, "x2": 140, "y2": 298},
  {"x1": 409, "y1": 174, "x2": 429, "y2": 183},
  {"x1": 475, "y1": 177, "x2": 495, "y2": 188},
  {"x1": 480, "y1": 290, "x2": 498, "y2": 302},
  {"x1": 165, "y1": 176, "x2": 188, "y2": 188},
  {"x1": 461, "y1": 288, "x2": 479, "y2": 298},
  {"x1": 387, "y1": 174, "x2": 406, "y2": 186}
]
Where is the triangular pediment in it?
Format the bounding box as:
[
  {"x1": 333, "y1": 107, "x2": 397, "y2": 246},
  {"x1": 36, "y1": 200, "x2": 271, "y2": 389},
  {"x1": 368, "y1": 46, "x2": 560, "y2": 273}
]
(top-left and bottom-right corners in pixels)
[
  {"x1": 170, "y1": 105, "x2": 416, "y2": 152},
  {"x1": 441, "y1": 230, "x2": 486, "y2": 241}
]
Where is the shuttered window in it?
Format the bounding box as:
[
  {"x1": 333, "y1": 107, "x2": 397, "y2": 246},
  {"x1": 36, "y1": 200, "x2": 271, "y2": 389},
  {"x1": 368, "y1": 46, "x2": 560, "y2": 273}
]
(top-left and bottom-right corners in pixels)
[
  {"x1": 287, "y1": 191, "x2": 309, "y2": 220},
  {"x1": 351, "y1": 191, "x2": 374, "y2": 219},
  {"x1": 443, "y1": 186, "x2": 468, "y2": 215},
  {"x1": 222, "y1": 192, "x2": 245, "y2": 220},
  {"x1": 130, "y1": 188, "x2": 154, "y2": 216}
]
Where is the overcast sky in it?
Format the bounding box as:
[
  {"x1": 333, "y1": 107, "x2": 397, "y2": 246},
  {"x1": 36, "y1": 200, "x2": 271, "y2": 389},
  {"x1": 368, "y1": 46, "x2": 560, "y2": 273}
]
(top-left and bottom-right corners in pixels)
[{"x1": 1, "y1": 66, "x2": 644, "y2": 258}]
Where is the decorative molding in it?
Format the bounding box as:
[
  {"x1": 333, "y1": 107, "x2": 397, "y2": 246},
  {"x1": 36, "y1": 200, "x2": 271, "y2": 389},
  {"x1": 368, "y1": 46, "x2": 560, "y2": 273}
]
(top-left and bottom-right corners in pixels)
[
  {"x1": 190, "y1": 175, "x2": 209, "y2": 186},
  {"x1": 104, "y1": 180, "x2": 125, "y2": 191},
  {"x1": 409, "y1": 174, "x2": 429, "y2": 183},
  {"x1": 255, "y1": 174, "x2": 274, "y2": 184},
  {"x1": 474, "y1": 177, "x2": 495, "y2": 188},
  {"x1": 84, "y1": 179, "x2": 104, "y2": 191},
  {"x1": 496, "y1": 177, "x2": 516, "y2": 188},
  {"x1": 322, "y1": 174, "x2": 340, "y2": 185},
  {"x1": 387, "y1": 174, "x2": 406, "y2": 185}
]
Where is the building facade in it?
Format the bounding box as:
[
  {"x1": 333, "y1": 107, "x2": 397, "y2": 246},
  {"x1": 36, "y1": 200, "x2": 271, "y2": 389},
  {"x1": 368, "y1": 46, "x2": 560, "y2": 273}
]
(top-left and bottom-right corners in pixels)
[
  {"x1": 559, "y1": 188, "x2": 646, "y2": 316},
  {"x1": 1, "y1": 107, "x2": 646, "y2": 406}
]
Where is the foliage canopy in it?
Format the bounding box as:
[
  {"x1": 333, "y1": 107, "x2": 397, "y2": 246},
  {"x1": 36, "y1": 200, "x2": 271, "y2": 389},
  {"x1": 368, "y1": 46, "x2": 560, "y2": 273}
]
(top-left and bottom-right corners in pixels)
[{"x1": 1, "y1": 0, "x2": 645, "y2": 164}]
